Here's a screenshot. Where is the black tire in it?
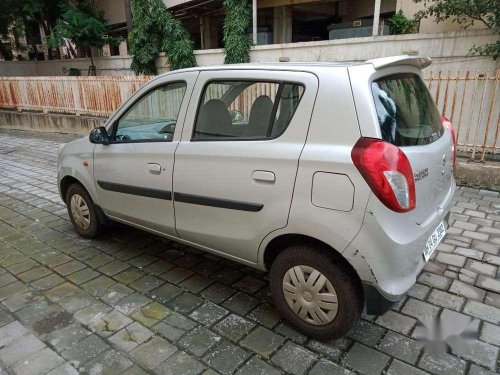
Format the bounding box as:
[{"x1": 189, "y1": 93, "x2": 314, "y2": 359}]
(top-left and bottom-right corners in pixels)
[
  {"x1": 66, "y1": 183, "x2": 102, "y2": 238},
  {"x1": 270, "y1": 244, "x2": 363, "y2": 340}
]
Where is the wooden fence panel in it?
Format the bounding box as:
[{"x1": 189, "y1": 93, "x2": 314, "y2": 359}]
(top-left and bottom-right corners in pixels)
[{"x1": 0, "y1": 71, "x2": 499, "y2": 160}]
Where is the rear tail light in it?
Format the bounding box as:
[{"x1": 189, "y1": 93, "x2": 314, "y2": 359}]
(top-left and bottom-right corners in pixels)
[
  {"x1": 442, "y1": 116, "x2": 456, "y2": 168},
  {"x1": 351, "y1": 138, "x2": 416, "y2": 213}
]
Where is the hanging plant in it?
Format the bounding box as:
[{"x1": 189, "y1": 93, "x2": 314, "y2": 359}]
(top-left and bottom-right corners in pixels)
[
  {"x1": 129, "y1": 0, "x2": 195, "y2": 75},
  {"x1": 223, "y1": 0, "x2": 252, "y2": 64}
]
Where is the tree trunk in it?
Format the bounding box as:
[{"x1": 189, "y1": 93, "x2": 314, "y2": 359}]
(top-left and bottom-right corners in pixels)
[{"x1": 88, "y1": 47, "x2": 96, "y2": 75}]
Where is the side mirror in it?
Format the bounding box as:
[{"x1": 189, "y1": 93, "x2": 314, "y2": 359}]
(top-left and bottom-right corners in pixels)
[{"x1": 89, "y1": 127, "x2": 110, "y2": 145}]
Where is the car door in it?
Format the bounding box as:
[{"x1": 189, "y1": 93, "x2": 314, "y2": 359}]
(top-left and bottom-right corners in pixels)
[
  {"x1": 173, "y1": 70, "x2": 318, "y2": 263},
  {"x1": 93, "y1": 72, "x2": 197, "y2": 236}
]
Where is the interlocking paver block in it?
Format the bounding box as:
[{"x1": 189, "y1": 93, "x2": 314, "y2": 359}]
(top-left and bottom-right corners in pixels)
[
  {"x1": 200, "y1": 283, "x2": 235, "y2": 304},
  {"x1": 377, "y1": 331, "x2": 422, "y2": 365},
  {"x1": 375, "y1": 310, "x2": 416, "y2": 335},
  {"x1": 149, "y1": 283, "x2": 182, "y2": 304},
  {"x1": 11, "y1": 347, "x2": 64, "y2": 375},
  {"x1": 179, "y1": 274, "x2": 214, "y2": 294},
  {"x1": 386, "y1": 360, "x2": 429, "y2": 375},
  {"x1": 222, "y1": 292, "x2": 259, "y2": 315},
  {"x1": 427, "y1": 289, "x2": 465, "y2": 311},
  {"x1": 0, "y1": 321, "x2": 28, "y2": 347},
  {"x1": 347, "y1": 319, "x2": 386, "y2": 346},
  {"x1": 46, "y1": 363, "x2": 79, "y2": 375},
  {"x1": 203, "y1": 341, "x2": 251, "y2": 375},
  {"x1": 343, "y1": 343, "x2": 390, "y2": 375},
  {"x1": 153, "y1": 321, "x2": 186, "y2": 342},
  {"x1": 309, "y1": 358, "x2": 352, "y2": 375},
  {"x1": 46, "y1": 323, "x2": 91, "y2": 351},
  {"x1": 129, "y1": 274, "x2": 164, "y2": 293},
  {"x1": 0, "y1": 281, "x2": 29, "y2": 301},
  {"x1": 240, "y1": 326, "x2": 285, "y2": 358},
  {"x1": 271, "y1": 341, "x2": 317, "y2": 375},
  {"x1": 3, "y1": 131, "x2": 500, "y2": 375},
  {"x1": 402, "y1": 298, "x2": 441, "y2": 321},
  {"x1": 463, "y1": 300, "x2": 500, "y2": 324},
  {"x1": 452, "y1": 339, "x2": 499, "y2": 370},
  {"x1": 132, "y1": 302, "x2": 171, "y2": 327},
  {"x1": 306, "y1": 337, "x2": 351, "y2": 362},
  {"x1": 0, "y1": 333, "x2": 46, "y2": 366},
  {"x1": 417, "y1": 272, "x2": 452, "y2": 290},
  {"x1": 43, "y1": 282, "x2": 80, "y2": 302},
  {"x1": 90, "y1": 310, "x2": 133, "y2": 337},
  {"x1": 155, "y1": 351, "x2": 206, "y2": 375},
  {"x1": 60, "y1": 334, "x2": 110, "y2": 368},
  {"x1": 130, "y1": 337, "x2": 177, "y2": 370},
  {"x1": 167, "y1": 292, "x2": 204, "y2": 314},
  {"x1": 83, "y1": 349, "x2": 134, "y2": 374},
  {"x1": 418, "y1": 352, "x2": 466, "y2": 375},
  {"x1": 115, "y1": 293, "x2": 151, "y2": 316},
  {"x1": 179, "y1": 326, "x2": 222, "y2": 357},
  {"x1": 247, "y1": 303, "x2": 281, "y2": 329},
  {"x1": 189, "y1": 302, "x2": 229, "y2": 326},
  {"x1": 213, "y1": 314, "x2": 255, "y2": 342},
  {"x1": 109, "y1": 322, "x2": 153, "y2": 352},
  {"x1": 449, "y1": 279, "x2": 486, "y2": 300}
]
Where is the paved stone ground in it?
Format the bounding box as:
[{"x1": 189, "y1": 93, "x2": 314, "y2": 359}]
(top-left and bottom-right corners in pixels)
[{"x1": 0, "y1": 128, "x2": 499, "y2": 375}]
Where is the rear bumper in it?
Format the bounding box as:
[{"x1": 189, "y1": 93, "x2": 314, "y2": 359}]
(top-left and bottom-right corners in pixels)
[
  {"x1": 363, "y1": 211, "x2": 450, "y2": 315},
  {"x1": 363, "y1": 283, "x2": 403, "y2": 315},
  {"x1": 345, "y1": 179, "x2": 456, "y2": 298}
]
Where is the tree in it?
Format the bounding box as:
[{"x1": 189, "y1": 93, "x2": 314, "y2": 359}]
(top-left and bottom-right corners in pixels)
[
  {"x1": 223, "y1": 0, "x2": 252, "y2": 64},
  {"x1": 48, "y1": 2, "x2": 119, "y2": 74},
  {"x1": 0, "y1": 0, "x2": 23, "y2": 60},
  {"x1": 22, "y1": 0, "x2": 66, "y2": 59},
  {"x1": 388, "y1": 10, "x2": 419, "y2": 34},
  {"x1": 129, "y1": 0, "x2": 195, "y2": 75},
  {"x1": 415, "y1": 0, "x2": 499, "y2": 59}
]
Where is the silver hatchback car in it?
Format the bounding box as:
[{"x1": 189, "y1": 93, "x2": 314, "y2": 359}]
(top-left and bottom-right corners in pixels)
[{"x1": 58, "y1": 55, "x2": 455, "y2": 339}]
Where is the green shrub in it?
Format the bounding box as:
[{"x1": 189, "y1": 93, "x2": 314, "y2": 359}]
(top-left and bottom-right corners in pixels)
[
  {"x1": 388, "y1": 10, "x2": 419, "y2": 34},
  {"x1": 129, "y1": 0, "x2": 195, "y2": 75},
  {"x1": 223, "y1": 0, "x2": 252, "y2": 64}
]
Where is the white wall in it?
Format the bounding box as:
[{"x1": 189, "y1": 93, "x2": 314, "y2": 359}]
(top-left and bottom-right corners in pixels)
[
  {"x1": 0, "y1": 29, "x2": 498, "y2": 77},
  {"x1": 399, "y1": 0, "x2": 487, "y2": 34}
]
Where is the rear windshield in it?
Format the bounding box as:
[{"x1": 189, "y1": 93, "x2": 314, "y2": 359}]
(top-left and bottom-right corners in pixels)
[{"x1": 371, "y1": 73, "x2": 443, "y2": 146}]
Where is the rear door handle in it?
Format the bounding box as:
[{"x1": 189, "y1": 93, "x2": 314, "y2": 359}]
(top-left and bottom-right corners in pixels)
[
  {"x1": 252, "y1": 170, "x2": 275, "y2": 183},
  {"x1": 147, "y1": 163, "x2": 161, "y2": 174}
]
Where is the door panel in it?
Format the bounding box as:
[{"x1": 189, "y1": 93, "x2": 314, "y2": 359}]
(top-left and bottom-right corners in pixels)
[
  {"x1": 173, "y1": 70, "x2": 318, "y2": 262},
  {"x1": 93, "y1": 72, "x2": 198, "y2": 236}
]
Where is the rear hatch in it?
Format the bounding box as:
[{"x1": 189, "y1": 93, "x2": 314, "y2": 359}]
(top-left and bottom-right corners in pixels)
[{"x1": 371, "y1": 73, "x2": 454, "y2": 224}]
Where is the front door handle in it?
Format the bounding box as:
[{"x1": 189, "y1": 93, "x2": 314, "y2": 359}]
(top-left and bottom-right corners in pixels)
[
  {"x1": 252, "y1": 170, "x2": 275, "y2": 183},
  {"x1": 147, "y1": 163, "x2": 161, "y2": 174}
]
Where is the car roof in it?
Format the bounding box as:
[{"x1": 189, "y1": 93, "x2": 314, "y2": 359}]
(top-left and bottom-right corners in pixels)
[{"x1": 159, "y1": 55, "x2": 431, "y2": 76}]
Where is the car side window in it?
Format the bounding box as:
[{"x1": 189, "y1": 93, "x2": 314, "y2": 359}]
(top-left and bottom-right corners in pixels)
[
  {"x1": 192, "y1": 80, "x2": 304, "y2": 141},
  {"x1": 114, "y1": 82, "x2": 187, "y2": 142}
]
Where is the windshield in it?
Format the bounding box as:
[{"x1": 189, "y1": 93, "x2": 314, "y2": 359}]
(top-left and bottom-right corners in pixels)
[{"x1": 371, "y1": 73, "x2": 443, "y2": 146}]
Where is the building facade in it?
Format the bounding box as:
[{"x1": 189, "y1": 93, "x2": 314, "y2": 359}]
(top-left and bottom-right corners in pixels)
[{"x1": 98, "y1": 0, "x2": 487, "y2": 51}]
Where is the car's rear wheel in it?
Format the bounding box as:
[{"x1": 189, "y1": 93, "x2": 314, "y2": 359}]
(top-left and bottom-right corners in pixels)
[
  {"x1": 270, "y1": 244, "x2": 363, "y2": 339},
  {"x1": 66, "y1": 184, "x2": 102, "y2": 238}
]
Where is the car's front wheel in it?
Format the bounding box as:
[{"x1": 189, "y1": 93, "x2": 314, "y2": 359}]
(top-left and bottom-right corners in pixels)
[
  {"x1": 66, "y1": 183, "x2": 102, "y2": 238},
  {"x1": 270, "y1": 244, "x2": 363, "y2": 340}
]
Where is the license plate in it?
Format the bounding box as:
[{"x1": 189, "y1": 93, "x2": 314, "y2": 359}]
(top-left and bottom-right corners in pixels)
[{"x1": 423, "y1": 221, "x2": 446, "y2": 261}]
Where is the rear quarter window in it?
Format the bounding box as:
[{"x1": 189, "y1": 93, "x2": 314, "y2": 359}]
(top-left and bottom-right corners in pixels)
[{"x1": 371, "y1": 73, "x2": 443, "y2": 146}]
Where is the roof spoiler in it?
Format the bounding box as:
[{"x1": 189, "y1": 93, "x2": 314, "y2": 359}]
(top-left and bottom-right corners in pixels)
[{"x1": 365, "y1": 55, "x2": 432, "y2": 70}]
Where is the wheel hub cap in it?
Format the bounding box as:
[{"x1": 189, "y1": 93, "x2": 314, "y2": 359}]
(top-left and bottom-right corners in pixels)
[
  {"x1": 282, "y1": 265, "x2": 338, "y2": 326},
  {"x1": 70, "y1": 194, "x2": 91, "y2": 230}
]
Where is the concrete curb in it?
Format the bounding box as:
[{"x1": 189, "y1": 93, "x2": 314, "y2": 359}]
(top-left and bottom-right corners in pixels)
[{"x1": 455, "y1": 158, "x2": 500, "y2": 192}]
